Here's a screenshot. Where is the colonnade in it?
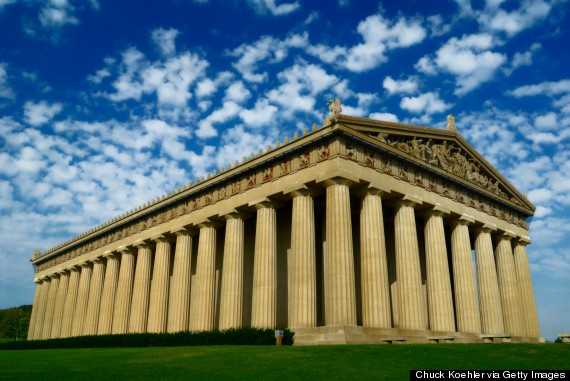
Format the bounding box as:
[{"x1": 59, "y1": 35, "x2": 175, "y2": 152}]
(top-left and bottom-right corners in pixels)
[{"x1": 28, "y1": 178, "x2": 540, "y2": 340}]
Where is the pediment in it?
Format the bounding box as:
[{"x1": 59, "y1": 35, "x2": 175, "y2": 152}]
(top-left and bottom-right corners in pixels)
[{"x1": 334, "y1": 115, "x2": 535, "y2": 215}]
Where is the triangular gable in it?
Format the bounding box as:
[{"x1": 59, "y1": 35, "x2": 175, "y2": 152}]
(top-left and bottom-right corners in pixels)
[{"x1": 332, "y1": 115, "x2": 535, "y2": 215}]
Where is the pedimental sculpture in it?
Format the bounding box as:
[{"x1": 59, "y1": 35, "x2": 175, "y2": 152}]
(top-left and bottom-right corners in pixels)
[{"x1": 28, "y1": 103, "x2": 540, "y2": 344}]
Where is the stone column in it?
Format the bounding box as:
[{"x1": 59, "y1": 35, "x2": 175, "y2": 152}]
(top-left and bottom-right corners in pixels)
[
  {"x1": 112, "y1": 247, "x2": 135, "y2": 334},
  {"x1": 495, "y1": 233, "x2": 526, "y2": 336},
  {"x1": 450, "y1": 216, "x2": 481, "y2": 334},
  {"x1": 129, "y1": 241, "x2": 153, "y2": 333},
  {"x1": 513, "y1": 239, "x2": 540, "y2": 337},
  {"x1": 147, "y1": 235, "x2": 172, "y2": 333},
  {"x1": 167, "y1": 229, "x2": 193, "y2": 333},
  {"x1": 71, "y1": 262, "x2": 93, "y2": 337},
  {"x1": 289, "y1": 188, "x2": 317, "y2": 329},
  {"x1": 27, "y1": 279, "x2": 43, "y2": 340},
  {"x1": 189, "y1": 222, "x2": 218, "y2": 332},
  {"x1": 394, "y1": 196, "x2": 425, "y2": 330},
  {"x1": 359, "y1": 186, "x2": 391, "y2": 328},
  {"x1": 83, "y1": 258, "x2": 105, "y2": 336},
  {"x1": 41, "y1": 274, "x2": 60, "y2": 339},
  {"x1": 98, "y1": 252, "x2": 120, "y2": 335},
  {"x1": 474, "y1": 225, "x2": 504, "y2": 335},
  {"x1": 50, "y1": 270, "x2": 69, "y2": 338},
  {"x1": 219, "y1": 213, "x2": 247, "y2": 330},
  {"x1": 60, "y1": 267, "x2": 80, "y2": 338},
  {"x1": 323, "y1": 178, "x2": 357, "y2": 326},
  {"x1": 251, "y1": 201, "x2": 278, "y2": 329},
  {"x1": 423, "y1": 206, "x2": 455, "y2": 332},
  {"x1": 32, "y1": 277, "x2": 50, "y2": 340}
]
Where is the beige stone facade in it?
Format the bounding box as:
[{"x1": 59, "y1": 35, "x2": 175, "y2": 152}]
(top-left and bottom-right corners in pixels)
[{"x1": 28, "y1": 113, "x2": 541, "y2": 344}]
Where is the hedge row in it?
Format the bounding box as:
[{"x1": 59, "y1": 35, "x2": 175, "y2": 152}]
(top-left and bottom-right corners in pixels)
[{"x1": 0, "y1": 327, "x2": 294, "y2": 350}]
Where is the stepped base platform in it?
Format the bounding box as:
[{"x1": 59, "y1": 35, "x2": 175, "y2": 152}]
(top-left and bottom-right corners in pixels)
[{"x1": 293, "y1": 325, "x2": 543, "y2": 345}]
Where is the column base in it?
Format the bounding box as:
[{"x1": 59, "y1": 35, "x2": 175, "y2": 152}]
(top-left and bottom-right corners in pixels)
[{"x1": 292, "y1": 326, "x2": 544, "y2": 345}]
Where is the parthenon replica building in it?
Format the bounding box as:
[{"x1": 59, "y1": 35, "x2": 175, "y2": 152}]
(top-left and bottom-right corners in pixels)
[{"x1": 28, "y1": 105, "x2": 541, "y2": 344}]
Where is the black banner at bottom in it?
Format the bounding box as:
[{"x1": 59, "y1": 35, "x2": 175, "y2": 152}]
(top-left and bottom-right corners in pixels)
[{"x1": 410, "y1": 370, "x2": 568, "y2": 381}]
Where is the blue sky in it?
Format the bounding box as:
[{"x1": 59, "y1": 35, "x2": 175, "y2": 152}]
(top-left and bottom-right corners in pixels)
[{"x1": 0, "y1": 0, "x2": 569, "y2": 340}]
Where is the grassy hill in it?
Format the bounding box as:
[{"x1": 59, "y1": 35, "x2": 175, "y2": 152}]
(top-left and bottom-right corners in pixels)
[{"x1": 1, "y1": 343, "x2": 569, "y2": 381}]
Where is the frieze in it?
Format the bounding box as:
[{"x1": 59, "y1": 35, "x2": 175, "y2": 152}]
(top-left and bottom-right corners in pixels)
[{"x1": 373, "y1": 133, "x2": 519, "y2": 205}]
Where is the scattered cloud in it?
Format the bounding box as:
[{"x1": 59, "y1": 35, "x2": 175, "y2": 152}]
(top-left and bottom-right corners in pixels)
[
  {"x1": 308, "y1": 13, "x2": 426, "y2": 72},
  {"x1": 151, "y1": 28, "x2": 180, "y2": 57},
  {"x1": 229, "y1": 33, "x2": 308, "y2": 83},
  {"x1": 39, "y1": 0, "x2": 80, "y2": 28},
  {"x1": 416, "y1": 33, "x2": 506, "y2": 95},
  {"x1": 479, "y1": 0, "x2": 552, "y2": 37},
  {"x1": 23, "y1": 101, "x2": 63, "y2": 126},
  {"x1": 509, "y1": 79, "x2": 570, "y2": 98},
  {"x1": 0, "y1": 64, "x2": 14, "y2": 100},
  {"x1": 383, "y1": 76, "x2": 419, "y2": 95},
  {"x1": 400, "y1": 92, "x2": 452, "y2": 114},
  {"x1": 504, "y1": 43, "x2": 542, "y2": 75},
  {"x1": 369, "y1": 112, "x2": 399, "y2": 122},
  {"x1": 247, "y1": 0, "x2": 300, "y2": 16}
]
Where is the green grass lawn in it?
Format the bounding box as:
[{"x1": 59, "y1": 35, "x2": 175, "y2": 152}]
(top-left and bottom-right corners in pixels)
[{"x1": 1, "y1": 344, "x2": 568, "y2": 381}]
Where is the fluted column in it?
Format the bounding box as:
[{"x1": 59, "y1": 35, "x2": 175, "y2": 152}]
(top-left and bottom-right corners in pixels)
[
  {"x1": 50, "y1": 270, "x2": 69, "y2": 338},
  {"x1": 83, "y1": 258, "x2": 105, "y2": 336},
  {"x1": 513, "y1": 239, "x2": 540, "y2": 338},
  {"x1": 251, "y1": 201, "x2": 277, "y2": 328},
  {"x1": 98, "y1": 252, "x2": 120, "y2": 335},
  {"x1": 27, "y1": 279, "x2": 43, "y2": 340},
  {"x1": 71, "y1": 262, "x2": 93, "y2": 337},
  {"x1": 394, "y1": 196, "x2": 425, "y2": 330},
  {"x1": 32, "y1": 277, "x2": 50, "y2": 340},
  {"x1": 147, "y1": 235, "x2": 172, "y2": 333},
  {"x1": 289, "y1": 188, "x2": 317, "y2": 329},
  {"x1": 495, "y1": 233, "x2": 525, "y2": 336},
  {"x1": 323, "y1": 178, "x2": 357, "y2": 326},
  {"x1": 219, "y1": 213, "x2": 247, "y2": 330},
  {"x1": 474, "y1": 225, "x2": 504, "y2": 335},
  {"x1": 359, "y1": 186, "x2": 391, "y2": 328},
  {"x1": 41, "y1": 274, "x2": 60, "y2": 339},
  {"x1": 423, "y1": 206, "x2": 455, "y2": 332},
  {"x1": 129, "y1": 241, "x2": 153, "y2": 333},
  {"x1": 167, "y1": 229, "x2": 193, "y2": 333},
  {"x1": 189, "y1": 222, "x2": 218, "y2": 331},
  {"x1": 60, "y1": 267, "x2": 80, "y2": 338},
  {"x1": 112, "y1": 247, "x2": 135, "y2": 334},
  {"x1": 450, "y1": 216, "x2": 481, "y2": 334}
]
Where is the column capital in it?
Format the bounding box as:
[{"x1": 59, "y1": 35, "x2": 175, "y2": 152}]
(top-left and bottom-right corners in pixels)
[
  {"x1": 515, "y1": 236, "x2": 531, "y2": 246},
  {"x1": 322, "y1": 176, "x2": 353, "y2": 188},
  {"x1": 449, "y1": 214, "x2": 475, "y2": 227},
  {"x1": 496, "y1": 230, "x2": 517, "y2": 241},
  {"x1": 171, "y1": 226, "x2": 197, "y2": 237},
  {"x1": 354, "y1": 182, "x2": 391, "y2": 198},
  {"x1": 133, "y1": 239, "x2": 155, "y2": 249},
  {"x1": 248, "y1": 196, "x2": 283, "y2": 209},
  {"x1": 67, "y1": 265, "x2": 81, "y2": 273},
  {"x1": 117, "y1": 245, "x2": 136, "y2": 255},
  {"x1": 34, "y1": 278, "x2": 43, "y2": 284},
  {"x1": 150, "y1": 233, "x2": 174, "y2": 243},
  {"x1": 394, "y1": 194, "x2": 422, "y2": 208},
  {"x1": 197, "y1": 219, "x2": 222, "y2": 229},
  {"x1": 473, "y1": 222, "x2": 497, "y2": 234},
  {"x1": 79, "y1": 261, "x2": 92, "y2": 269},
  {"x1": 48, "y1": 272, "x2": 61, "y2": 279},
  {"x1": 223, "y1": 211, "x2": 252, "y2": 220},
  {"x1": 90, "y1": 257, "x2": 105, "y2": 265},
  {"x1": 102, "y1": 250, "x2": 118, "y2": 259},
  {"x1": 420, "y1": 203, "x2": 450, "y2": 218},
  {"x1": 283, "y1": 183, "x2": 321, "y2": 198}
]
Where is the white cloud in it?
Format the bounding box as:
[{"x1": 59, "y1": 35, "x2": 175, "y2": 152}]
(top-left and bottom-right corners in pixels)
[
  {"x1": 369, "y1": 112, "x2": 399, "y2": 122},
  {"x1": 509, "y1": 79, "x2": 570, "y2": 98},
  {"x1": 266, "y1": 62, "x2": 339, "y2": 116},
  {"x1": 247, "y1": 0, "x2": 300, "y2": 16},
  {"x1": 0, "y1": 0, "x2": 16, "y2": 8},
  {"x1": 0, "y1": 63, "x2": 14, "y2": 99},
  {"x1": 23, "y1": 101, "x2": 63, "y2": 126},
  {"x1": 480, "y1": 0, "x2": 552, "y2": 36},
  {"x1": 427, "y1": 14, "x2": 451, "y2": 37},
  {"x1": 400, "y1": 92, "x2": 452, "y2": 114},
  {"x1": 229, "y1": 33, "x2": 308, "y2": 83},
  {"x1": 534, "y1": 112, "x2": 558, "y2": 130},
  {"x1": 504, "y1": 43, "x2": 541, "y2": 76},
  {"x1": 224, "y1": 81, "x2": 251, "y2": 104},
  {"x1": 151, "y1": 28, "x2": 180, "y2": 57},
  {"x1": 197, "y1": 101, "x2": 242, "y2": 138},
  {"x1": 308, "y1": 13, "x2": 426, "y2": 72},
  {"x1": 383, "y1": 76, "x2": 419, "y2": 95},
  {"x1": 39, "y1": 0, "x2": 79, "y2": 28},
  {"x1": 87, "y1": 68, "x2": 111, "y2": 84},
  {"x1": 239, "y1": 98, "x2": 279, "y2": 128},
  {"x1": 416, "y1": 33, "x2": 506, "y2": 95}
]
